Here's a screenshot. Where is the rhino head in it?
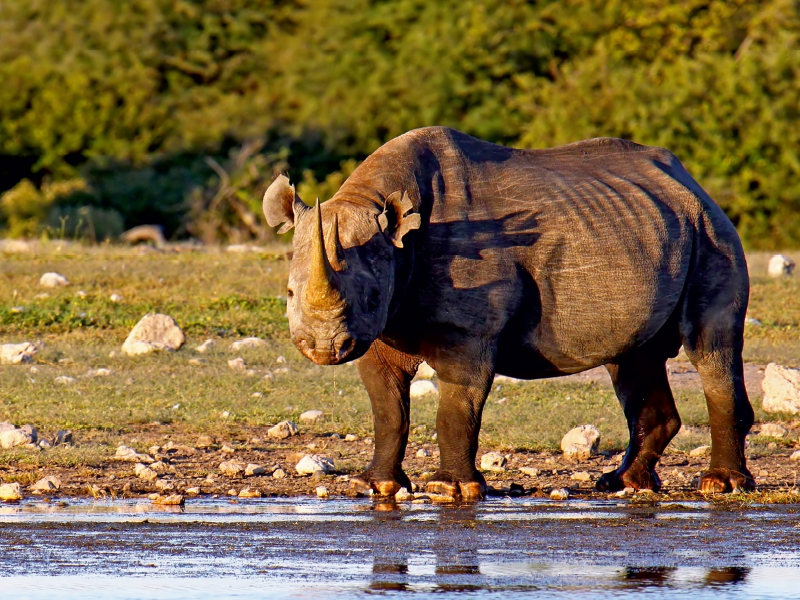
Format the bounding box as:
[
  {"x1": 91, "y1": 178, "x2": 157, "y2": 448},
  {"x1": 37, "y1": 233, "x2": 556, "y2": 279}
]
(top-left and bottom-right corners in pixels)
[{"x1": 263, "y1": 175, "x2": 421, "y2": 365}]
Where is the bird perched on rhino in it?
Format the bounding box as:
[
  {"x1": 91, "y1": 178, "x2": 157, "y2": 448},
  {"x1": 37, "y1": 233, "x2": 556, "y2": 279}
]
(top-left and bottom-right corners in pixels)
[{"x1": 263, "y1": 126, "x2": 754, "y2": 500}]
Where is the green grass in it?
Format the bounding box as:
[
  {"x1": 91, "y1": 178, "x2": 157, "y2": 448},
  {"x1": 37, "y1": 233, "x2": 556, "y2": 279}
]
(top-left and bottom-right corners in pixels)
[{"x1": 0, "y1": 245, "x2": 798, "y2": 465}]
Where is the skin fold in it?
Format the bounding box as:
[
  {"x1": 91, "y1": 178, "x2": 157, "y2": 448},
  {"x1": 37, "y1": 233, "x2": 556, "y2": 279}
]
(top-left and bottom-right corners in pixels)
[{"x1": 263, "y1": 126, "x2": 754, "y2": 500}]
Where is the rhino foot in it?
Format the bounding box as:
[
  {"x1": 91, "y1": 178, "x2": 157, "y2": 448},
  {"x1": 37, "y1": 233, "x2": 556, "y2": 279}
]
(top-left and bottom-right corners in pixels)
[
  {"x1": 425, "y1": 470, "x2": 487, "y2": 500},
  {"x1": 349, "y1": 469, "x2": 412, "y2": 497},
  {"x1": 596, "y1": 466, "x2": 661, "y2": 493},
  {"x1": 698, "y1": 468, "x2": 755, "y2": 493}
]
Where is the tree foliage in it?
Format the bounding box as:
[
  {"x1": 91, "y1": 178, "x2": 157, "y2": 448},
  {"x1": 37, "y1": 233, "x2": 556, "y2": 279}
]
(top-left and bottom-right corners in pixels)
[{"x1": 0, "y1": 0, "x2": 797, "y2": 247}]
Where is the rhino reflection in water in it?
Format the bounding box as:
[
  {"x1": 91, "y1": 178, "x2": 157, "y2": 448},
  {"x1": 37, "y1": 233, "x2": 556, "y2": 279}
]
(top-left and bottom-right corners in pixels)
[{"x1": 263, "y1": 126, "x2": 754, "y2": 500}]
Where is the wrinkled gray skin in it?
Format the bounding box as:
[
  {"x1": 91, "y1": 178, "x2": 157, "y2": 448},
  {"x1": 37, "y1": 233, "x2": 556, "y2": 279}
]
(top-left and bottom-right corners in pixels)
[{"x1": 263, "y1": 126, "x2": 754, "y2": 499}]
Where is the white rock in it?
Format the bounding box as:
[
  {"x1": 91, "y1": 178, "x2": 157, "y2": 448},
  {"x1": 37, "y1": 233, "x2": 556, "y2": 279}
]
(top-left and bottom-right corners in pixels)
[
  {"x1": 85, "y1": 368, "x2": 112, "y2": 378},
  {"x1": 238, "y1": 487, "x2": 261, "y2": 498},
  {"x1": 745, "y1": 318, "x2": 762, "y2": 326},
  {"x1": 109, "y1": 293, "x2": 123, "y2": 303},
  {"x1": 416, "y1": 362, "x2": 436, "y2": 379},
  {"x1": 245, "y1": 464, "x2": 267, "y2": 477},
  {"x1": 550, "y1": 488, "x2": 569, "y2": 500},
  {"x1": 571, "y1": 471, "x2": 592, "y2": 482},
  {"x1": 30, "y1": 475, "x2": 61, "y2": 492},
  {"x1": 39, "y1": 272, "x2": 70, "y2": 288},
  {"x1": 416, "y1": 448, "x2": 431, "y2": 458},
  {"x1": 134, "y1": 463, "x2": 158, "y2": 481},
  {"x1": 0, "y1": 429, "x2": 32, "y2": 448},
  {"x1": 0, "y1": 482, "x2": 23, "y2": 501},
  {"x1": 113, "y1": 445, "x2": 154, "y2": 463},
  {"x1": 316, "y1": 486, "x2": 330, "y2": 498},
  {"x1": 519, "y1": 467, "x2": 540, "y2": 477},
  {"x1": 410, "y1": 380, "x2": 438, "y2": 399},
  {"x1": 226, "y1": 244, "x2": 262, "y2": 253},
  {"x1": 299, "y1": 410, "x2": 323, "y2": 423},
  {"x1": 760, "y1": 423, "x2": 788, "y2": 438},
  {"x1": 762, "y1": 363, "x2": 800, "y2": 415},
  {"x1": 227, "y1": 357, "x2": 247, "y2": 373},
  {"x1": 790, "y1": 450, "x2": 800, "y2": 461},
  {"x1": 560, "y1": 425, "x2": 601, "y2": 460},
  {"x1": 54, "y1": 376, "x2": 76, "y2": 385},
  {"x1": 395, "y1": 487, "x2": 413, "y2": 501},
  {"x1": 480, "y1": 452, "x2": 507, "y2": 471},
  {"x1": 185, "y1": 487, "x2": 200, "y2": 495},
  {"x1": 155, "y1": 479, "x2": 175, "y2": 491},
  {"x1": 19, "y1": 424, "x2": 37, "y2": 444},
  {"x1": 1, "y1": 342, "x2": 37, "y2": 365},
  {"x1": 344, "y1": 434, "x2": 358, "y2": 442},
  {"x1": 272, "y1": 468, "x2": 287, "y2": 479},
  {"x1": 275, "y1": 355, "x2": 287, "y2": 364},
  {"x1": 268, "y1": 420, "x2": 299, "y2": 439},
  {"x1": 0, "y1": 422, "x2": 15, "y2": 433},
  {"x1": 195, "y1": 339, "x2": 216, "y2": 353},
  {"x1": 219, "y1": 461, "x2": 245, "y2": 477},
  {"x1": 229, "y1": 337, "x2": 267, "y2": 351},
  {"x1": 689, "y1": 445, "x2": 711, "y2": 457},
  {"x1": 295, "y1": 454, "x2": 335, "y2": 475},
  {"x1": 121, "y1": 313, "x2": 185, "y2": 356},
  {"x1": 768, "y1": 254, "x2": 795, "y2": 277}
]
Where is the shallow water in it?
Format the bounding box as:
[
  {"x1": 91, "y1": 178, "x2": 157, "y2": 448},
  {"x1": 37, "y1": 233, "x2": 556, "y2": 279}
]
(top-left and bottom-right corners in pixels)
[{"x1": 1, "y1": 497, "x2": 799, "y2": 598}]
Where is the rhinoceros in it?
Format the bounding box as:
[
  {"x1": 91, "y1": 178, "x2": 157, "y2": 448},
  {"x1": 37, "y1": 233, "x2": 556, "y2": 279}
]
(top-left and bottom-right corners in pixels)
[{"x1": 263, "y1": 126, "x2": 754, "y2": 499}]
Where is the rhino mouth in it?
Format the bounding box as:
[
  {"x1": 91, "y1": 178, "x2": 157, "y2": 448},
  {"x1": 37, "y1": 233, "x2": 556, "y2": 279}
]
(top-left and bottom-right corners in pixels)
[{"x1": 294, "y1": 331, "x2": 371, "y2": 365}]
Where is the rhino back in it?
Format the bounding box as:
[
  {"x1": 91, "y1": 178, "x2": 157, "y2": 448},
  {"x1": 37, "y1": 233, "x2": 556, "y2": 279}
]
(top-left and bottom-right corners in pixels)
[{"x1": 344, "y1": 128, "x2": 725, "y2": 373}]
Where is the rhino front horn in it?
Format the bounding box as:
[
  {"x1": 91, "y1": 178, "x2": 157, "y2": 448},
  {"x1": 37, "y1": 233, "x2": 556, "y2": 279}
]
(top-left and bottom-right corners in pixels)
[{"x1": 304, "y1": 200, "x2": 342, "y2": 310}]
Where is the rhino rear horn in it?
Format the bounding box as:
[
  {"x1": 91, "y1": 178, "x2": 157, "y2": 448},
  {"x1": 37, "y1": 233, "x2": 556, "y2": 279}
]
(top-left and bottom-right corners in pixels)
[{"x1": 263, "y1": 174, "x2": 310, "y2": 234}]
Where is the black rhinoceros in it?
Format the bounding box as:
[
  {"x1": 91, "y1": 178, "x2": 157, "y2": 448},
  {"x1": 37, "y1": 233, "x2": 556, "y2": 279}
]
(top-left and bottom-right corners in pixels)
[{"x1": 263, "y1": 126, "x2": 754, "y2": 499}]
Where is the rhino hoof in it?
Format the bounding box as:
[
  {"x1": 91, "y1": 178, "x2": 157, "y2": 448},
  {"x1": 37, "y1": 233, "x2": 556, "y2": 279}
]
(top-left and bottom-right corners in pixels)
[
  {"x1": 349, "y1": 471, "x2": 410, "y2": 497},
  {"x1": 425, "y1": 471, "x2": 486, "y2": 500},
  {"x1": 698, "y1": 468, "x2": 755, "y2": 493},
  {"x1": 596, "y1": 467, "x2": 661, "y2": 493}
]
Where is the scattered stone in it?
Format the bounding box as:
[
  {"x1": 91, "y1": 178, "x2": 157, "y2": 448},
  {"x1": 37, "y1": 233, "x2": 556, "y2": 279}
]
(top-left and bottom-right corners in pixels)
[
  {"x1": 19, "y1": 424, "x2": 37, "y2": 444},
  {"x1": 760, "y1": 423, "x2": 788, "y2": 438},
  {"x1": 221, "y1": 444, "x2": 235, "y2": 453},
  {"x1": 276, "y1": 355, "x2": 287, "y2": 364},
  {"x1": 149, "y1": 461, "x2": 168, "y2": 473},
  {"x1": 227, "y1": 357, "x2": 247, "y2": 373},
  {"x1": 220, "y1": 410, "x2": 231, "y2": 419},
  {"x1": 636, "y1": 488, "x2": 656, "y2": 496},
  {"x1": 229, "y1": 337, "x2": 267, "y2": 351},
  {"x1": 550, "y1": 488, "x2": 569, "y2": 501},
  {"x1": 273, "y1": 367, "x2": 289, "y2": 376},
  {"x1": 226, "y1": 244, "x2": 262, "y2": 253},
  {"x1": 219, "y1": 461, "x2": 245, "y2": 477},
  {"x1": 54, "y1": 430, "x2": 73, "y2": 446},
  {"x1": 416, "y1": 448, "x2": 431, "y2": 458},
  {"x1": 30, "y1": 476, "x2": 61, "y2": 493},
  {"x1": 152, "y1": 494, "x2": 185, "y2": 506},
  {"x1": 571, "y1": 471, "x2": 592, "y2": 482},
  {"x1": 85, "y1": 368, "x2": 112, "y2": 378},
  {"x1": 519, "y1": 467, "x2": 540, "y2": 477},
  {"x1": 790, "y1": 450, "x2": 800, "y2": 461},
  {"x1": 762, "y1": 363, "x2": 800, "y2": 415},
  {"x1": 196, "y1": 435, "x2": 214, "y2": 447},
  {"x1": 38, "y1": 439, "x2": 52, "y2": 449},
  {"x1": 345, "y1": 434, "x2": 358, "y2": 442},
  {"x1": 689, "y1": 445, "x2": 711, "y2": 458},
  {"x1": 155, "y1": 479, "x2": 175, "y2": 491},
  {"x1": 416, "y1": 362, "x2": 436, "y2": 379},
  {"x1": 121, "y1": 313, "x2": 185, "y2": 356},
  {"x1": 745, "y1": 318, "x2": 762, "y2": 327},
  {"x1": 561, "y1": 425, "x2": 601, "y2": 460},
  {"x1": 295, "y1": 454, "x2": 335, "y2": 475},
  {"x1": 0, "y1": 428, "x2": 33, "y2": 449},
  {"x1": 195, "y1": 339, "x2": 216, "y2": 353},
  {"x1": 768, "y1": 254, "x2": 795, "y2": 277},
  {"x1": 185, "y1": 487, "x2": 200, "y2": 495},
  {"x1": 299, "y1": 410, "x2": 323, "y2": 422},
  {"x1": 395, "y1": 487, "x2": 413, "y2": 501},
  {"x1": 245, "y1": 464, "x2": 267, "y2": 477},
  {"x1": 251, "y1": 392, "x2": 263, "y2": 398},
  {"x1": 135, "y1": 463, "x2": 158, "y2": 481},
  {"x1": 268, "y1": 420, "x2": 299, "y2": 440},
  {"x1": 75, "y1": 290, "x2": 86, "y2": 297},
  {"x1": 758, "y1": 469, "x2": 770, "y2": 478},
  {"x1": 480, "y1": 452, "x2": 507, "y2": 471},
  {"x1": 0, "y1": 482, "x2": 23, "y2": 501},
  {"x1": 272, "y1": 468, "x2": 287, "y2": 479},
  {"x1": 238, "y1": 487, "x2": 262, "y2": 498},
  {"x1": 614, "y1": 487, "x2": 636, "y2": 498},
  {"x1": 10, "y1": 306, "x2": 25, "y2": 314},
  {"x1": 1, "y1": 342, "x2": 37, "y2": 365},
  {"x1": 0, "y1": 422, "x2": 15, "y2": 433},
  {"x1": 114, "y1": 445, "x2": 154, "y2": 463},
  {"x1": 109, "y1": 294, "x2": 123, "y2": 303},
  {"x1": 410, "y1": 380, "x2": 438, "y2": 399},
  {"x1": 54, "y1": 376, "x2": 76, "y2": 385},
  {"x1": 316, "y1": 486, "x2": 330, "y2": 498},
  {"x1": 39, "y1": 272, "x2": 70, "y2": 288}
]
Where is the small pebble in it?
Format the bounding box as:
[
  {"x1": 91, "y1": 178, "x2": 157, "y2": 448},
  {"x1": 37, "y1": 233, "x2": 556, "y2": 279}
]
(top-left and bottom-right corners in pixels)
[
  {"x1": 550, "y1": 488, "x2": 569, "y2": 501},
  {"x1": 316, "y1": 486, "x2": 329, "y2": 498}
]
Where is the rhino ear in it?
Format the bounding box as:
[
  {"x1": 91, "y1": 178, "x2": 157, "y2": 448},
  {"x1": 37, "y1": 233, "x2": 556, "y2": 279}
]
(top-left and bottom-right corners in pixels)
[
  {"x1": 263, "y1": 175, "x2": 310, "y2": 234},
  {"x1": 378, "y1": 191, "x2": 421, "y2": 249}
]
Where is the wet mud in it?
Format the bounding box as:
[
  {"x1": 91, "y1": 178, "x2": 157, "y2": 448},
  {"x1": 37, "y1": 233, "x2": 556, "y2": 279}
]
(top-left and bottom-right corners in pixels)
[{"x1": 1, "y1": 498, "x2": 799, "y2": 598}]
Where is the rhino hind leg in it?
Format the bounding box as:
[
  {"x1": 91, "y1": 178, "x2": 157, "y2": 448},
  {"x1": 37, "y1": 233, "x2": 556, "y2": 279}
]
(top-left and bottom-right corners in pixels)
[
  {"x1": 351, "y1": 340, "x2": 419, "y2": 497},
  {"x1": 596, "y1": 359, "x2": 681, "y2": 493}
]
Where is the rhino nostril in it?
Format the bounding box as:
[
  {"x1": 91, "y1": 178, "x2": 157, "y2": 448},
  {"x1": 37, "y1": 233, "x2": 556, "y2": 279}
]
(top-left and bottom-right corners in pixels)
[{"x1": 334, "y1": 334, "x2": 354, "y2": 358}]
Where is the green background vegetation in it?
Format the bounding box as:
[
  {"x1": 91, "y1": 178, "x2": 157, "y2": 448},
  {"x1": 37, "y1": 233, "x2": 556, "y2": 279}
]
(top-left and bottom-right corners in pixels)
[{"x1": 1, "y1": 0, "x2": 798, "y2": 247}]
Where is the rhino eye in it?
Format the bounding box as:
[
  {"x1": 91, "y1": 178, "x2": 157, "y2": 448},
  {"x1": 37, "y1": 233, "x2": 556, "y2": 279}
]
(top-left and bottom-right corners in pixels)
[
  {"x1": 287, "y1": 288, "x2": 294, "y2": 299},
  {"x1": 367, "y1": 288, "x2": 380, "y2": 311}
]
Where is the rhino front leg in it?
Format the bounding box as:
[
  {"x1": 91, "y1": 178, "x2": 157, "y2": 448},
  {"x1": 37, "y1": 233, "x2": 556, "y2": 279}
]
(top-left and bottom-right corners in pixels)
[
  {"x1": 426, "y1": 340, "x2": 495, "y2": 500},
  {"x1": 350, "y1": 340, "x2": 420, "y2": 497}
]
